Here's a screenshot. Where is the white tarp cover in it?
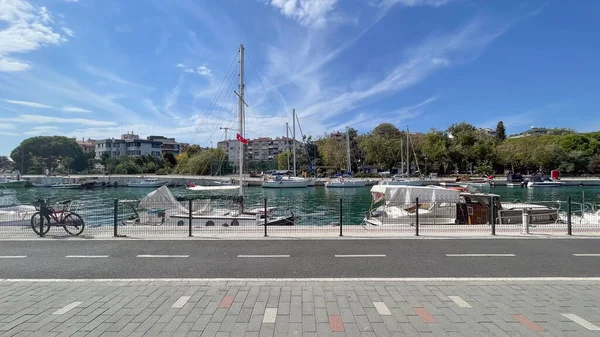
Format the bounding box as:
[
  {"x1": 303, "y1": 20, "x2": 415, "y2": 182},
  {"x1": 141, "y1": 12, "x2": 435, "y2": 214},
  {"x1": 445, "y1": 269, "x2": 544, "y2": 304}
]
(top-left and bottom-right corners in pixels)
[
  {"x1": 139, "y1": 186, "x2": 189, "y2": 213},
  {"x1": 187, "y1": 185, "x2": 239, "y2": 191},
  {"x1": 370, "y1": 185, "x2": 461, "y2": 205}
]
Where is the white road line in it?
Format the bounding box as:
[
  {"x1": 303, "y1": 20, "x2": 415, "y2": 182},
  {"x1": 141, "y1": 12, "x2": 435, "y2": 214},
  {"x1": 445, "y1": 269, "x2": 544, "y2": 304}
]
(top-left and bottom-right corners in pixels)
[
  {"x1": 263, "y1": 308, "x2": 277, "y2": 323},
  {"x1": 0, "y1": 256, "x2": 26, "y2": 259},
  {"x1": 334, "y1": 254, "x2": 386, "y2": 258},
  {"x1": 448, "y1": 296, "x2": 471, "y2": 308},
  {"x1": 562, "y1": 314, "x2": 600, "y2": 331},
  {"x1": 445, "y1": 254, "x2": 515, "y2": 257},
  {"x1": 573, "y1": 254, "x2": 600, "y2": 257},
  {"x1": 65, "y1": 255, "x2": 109, "y2": 258},
  {"x1": 136, "y1": 255, "x2": 189, "y2": 258},
  {"x1": 373, "y1": 302, "x2": 391, "y2": 315},
  {"x1": 53, "y1": 302, "x2": 83, "y2": 315},
  {"x1": 237, "y1": 255, "x2": 290, "y2": 258},
  {"x1": 171, "y1": 296, "x2": 191, "y2": 309}
]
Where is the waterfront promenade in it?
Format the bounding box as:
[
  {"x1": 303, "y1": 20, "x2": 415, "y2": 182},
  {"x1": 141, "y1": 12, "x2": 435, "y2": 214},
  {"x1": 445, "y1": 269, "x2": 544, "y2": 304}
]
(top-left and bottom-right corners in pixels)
[{"x1": 2, "y1": 239, "x2": 600, "y2": 335}]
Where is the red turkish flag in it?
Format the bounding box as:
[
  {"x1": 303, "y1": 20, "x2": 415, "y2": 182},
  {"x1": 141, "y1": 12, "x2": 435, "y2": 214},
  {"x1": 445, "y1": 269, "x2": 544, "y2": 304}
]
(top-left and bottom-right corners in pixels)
[{"x1": 236, "y1": 133, "x2": 248, "y2": 145}]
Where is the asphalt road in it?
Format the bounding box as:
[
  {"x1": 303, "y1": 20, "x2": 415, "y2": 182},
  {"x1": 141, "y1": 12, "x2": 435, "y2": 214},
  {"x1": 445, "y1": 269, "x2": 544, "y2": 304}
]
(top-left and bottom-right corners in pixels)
[{"x1": 1, "y1": 239, "x2": 599, "y2": 279}]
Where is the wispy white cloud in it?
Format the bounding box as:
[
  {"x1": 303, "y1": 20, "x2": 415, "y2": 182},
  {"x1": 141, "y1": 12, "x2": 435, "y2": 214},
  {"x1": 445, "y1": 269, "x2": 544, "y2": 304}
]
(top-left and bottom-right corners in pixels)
[
  {"x1": 175, "y1": 63, "x2": 185, "y2": 68},
  {"x1": 0, "y1": 0, "x2": 69, "y2": 72},
  {"x1": 264, "y1": 0, "x2": 339, "y2": 28},
  {"x1": 2, "y1": 99, "x2": 52, "y2": 108},
  {"x1": 23, "y1": 125, "x2": 59, "y2": 135},
  {"x1": 196, "y1": 66, "x2": 211, "y2": 76},
  {"x1": 81, "y1": 65, "x2": 153, "y2": 91},
  {"x1": 0, "y1": 123, "x2": 16, "y2": 129},
  {"x1": 0, "y1": 114, "x2": 117, "y2": 126},
  {"x1": 64, "y1": 0, "x2": 79, "y2": 3},
  {"x1": 61, "y1": 106, "x2": 92, "y2": 113},
  {"x1": 374, "y1": 0, "x2": 452, "y2": 8},
  {"x1": 61, "y1": 27, "x2": 74, "y2": 37},
  {"x1": 0, "y1": 131, "x2": 18, "y2": 136}
]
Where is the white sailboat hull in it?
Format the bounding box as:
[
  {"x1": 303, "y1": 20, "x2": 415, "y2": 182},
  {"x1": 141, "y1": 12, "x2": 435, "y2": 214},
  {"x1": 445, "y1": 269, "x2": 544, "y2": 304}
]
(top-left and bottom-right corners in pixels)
[
  {"x1": 527, "y1": 181, "x2": 565, "y2": 187},
  {"x1": 325, "y1": 180, "x2": 367, "y2": 188},
  {"x1": 378, "y1": 180, "x2": 423, "y2": 186},
  {"x1": 128, "y1": 182, "x2": 165, "y2": 187},
  {"x1": 262, "y1": 180, "x2": 308, "y2": 188}
]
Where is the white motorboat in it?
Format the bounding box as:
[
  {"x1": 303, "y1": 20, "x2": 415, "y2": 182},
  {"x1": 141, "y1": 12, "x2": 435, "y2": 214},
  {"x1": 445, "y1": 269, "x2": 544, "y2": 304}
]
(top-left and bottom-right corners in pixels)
[
  {"x1": 0, "y1": 191, "x2": 36, "y2": 226},
  {"x1": 0, "y1": 178, "x2": 28, "y2": 188},
  {"x1": 527, "y1": 176, "x2": 565, "y2": 188},
  {"x1": 51, "y1": 179, "x2": 81, "y2": 189},
  {"x1": 262, "y1": 176, "x2": 309, "y2": 188},
  {"x1": 127, "y1": 177, "x2": 165, "y2": 188},
  {"x1": 378, "y1": 178, "x2": 423, "y2": 186},
  {"x1": 325, "y1": 177, "x2": 367, "y2": 188}
]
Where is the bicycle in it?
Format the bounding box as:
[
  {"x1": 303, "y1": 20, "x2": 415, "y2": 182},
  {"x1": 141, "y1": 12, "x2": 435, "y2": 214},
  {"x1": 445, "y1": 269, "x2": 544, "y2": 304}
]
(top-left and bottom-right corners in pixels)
[{"x1": 31, "y1": 199, "x2": 85, "y2": 236}]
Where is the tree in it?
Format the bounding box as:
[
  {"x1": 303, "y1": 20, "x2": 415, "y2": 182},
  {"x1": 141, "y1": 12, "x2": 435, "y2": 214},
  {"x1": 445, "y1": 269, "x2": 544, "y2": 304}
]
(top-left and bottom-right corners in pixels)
[
  {"x1": 0, "y1": 156, "x2": 14, "y2": 171},
  {"x1": 316, "y1": 137, "x2": 346, "y2": 171},
  {"x1": 176, "y1": 149, "x2": 225, "y2": 175},
  {"x1": 10, "y1": 136, "x2": 88, "y2": 174},
  {"x1": 162, "y1": 152, "x2": 177, "y2": 167},
  {"x1": 359, "y1": 124, "x2": 403, "y2": 172},
  {"x1": 588, "y1": 155, "x2": 600, "y2": 174},
  {"x1": 495, "y1": 121, "x2": 506, "y2": 142},
  {"x1": 277, "y1": 151, "x2": 291, "y2": 170}
]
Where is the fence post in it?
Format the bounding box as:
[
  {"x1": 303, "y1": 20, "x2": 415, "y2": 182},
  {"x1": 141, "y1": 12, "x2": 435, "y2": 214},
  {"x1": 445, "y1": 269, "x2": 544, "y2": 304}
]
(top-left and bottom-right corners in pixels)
[
  {"x1": 113, "y1": 199, "x2": 118, "y2": 237},
  {"x1": 415, "y1": 197, "x2": 419, "y2": 236},
  {"x1": 39, "y1": 199, "x2": 44, "y2": 237},
  {"x1": 264, "y1": 198, "x2": 268, "y2": 237},
  {"x1": 521, "y1": 209, "x2": 530, "y2": 234},
  {"x1": 567, "y1": 196, "x2": 572, "y2": 236},
  {"x1": 188, "y1": 199, "x2": 193, "y2": 237},
  {"x1": 490, "y1": 199, "x2": 496, "y2": 236},
  {"x1": 339, "y1": 198, "x2": 343, "y2": 237}
]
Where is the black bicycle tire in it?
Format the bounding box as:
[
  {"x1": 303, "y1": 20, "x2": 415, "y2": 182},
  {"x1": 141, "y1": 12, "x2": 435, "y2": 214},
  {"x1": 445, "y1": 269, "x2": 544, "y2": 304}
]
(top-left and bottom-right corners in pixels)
[
  {"x1": 63, "y1": 212, "x2": 85, "y2": 236},
  {"x1": 30, "y1": 212, "x2": 51, "y2": 236}
]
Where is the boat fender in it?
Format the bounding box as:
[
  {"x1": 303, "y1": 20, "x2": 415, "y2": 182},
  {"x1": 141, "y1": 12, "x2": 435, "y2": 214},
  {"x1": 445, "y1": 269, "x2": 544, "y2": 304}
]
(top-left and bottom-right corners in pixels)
[
  {"x1": 340, "y1": 178, "x2": 344, "y2": 183},
  {"x1": 327, "y1": 179, "x2": 332, "y2": 184},
  {"x1": 113, "y1": 181, "x2": 118, "y2": 186}
]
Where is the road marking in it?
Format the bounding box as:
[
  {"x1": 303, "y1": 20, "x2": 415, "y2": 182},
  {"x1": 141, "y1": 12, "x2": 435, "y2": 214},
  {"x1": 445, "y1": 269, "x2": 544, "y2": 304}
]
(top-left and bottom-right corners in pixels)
[
  {"x1": 136, "y1": 255, "x2": 189, "y2": 258},
  {"x1": 53, "y1": 302, "x2": 83, "y2": 315},
  {"x1": 513, "y1": 314, "x2": 544, "y2": 331},
  {"x1": 171, "y1": 296, "x2": 190, "y2": 309},
  {"x1": 329, "y1": 315, "x2": 345, "y2": 332},
  {"x1": 562, "y1": 314, "x2": 600, "y2": 331},
  {"x1": 219, "y1": 296, "x2": 235, "y2": 308},
  {"x1": 445, "y1": 254, "x2": 515, "y2": 257},
  {"x1": 334, "y1": 254, "x2": 386, "y2": 258},
  {"x1": 373, "y1": 302, "x2": 391, "y2": 315},
  {"x1": 573, "y1": 254, "x2": 600, "y2": 256},
  {"x1": 65, "y1": 255, "x2": 109, "y2": 258},
  {"x1": 448, "y1": 296, "x2": 471, "y2": 308},
  {"x1": 414, "y1": 307, "x2": 436, "y2": 323},
  {"x1": 237, "y1": 255, "x2": 290, "y2": 258},
  {"x1": 0, "y1": 256, "x2": 26, "y2": 259},
  {"x1": 263, "y1": 308, "x2": 277, "y2": 323}
]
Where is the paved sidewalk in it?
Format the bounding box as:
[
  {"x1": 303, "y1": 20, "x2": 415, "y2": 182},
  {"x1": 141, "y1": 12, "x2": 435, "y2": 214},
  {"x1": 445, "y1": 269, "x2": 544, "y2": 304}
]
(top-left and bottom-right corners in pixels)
[{"x1": 1, "y1": 279, "x2": 600, "y2": 336}]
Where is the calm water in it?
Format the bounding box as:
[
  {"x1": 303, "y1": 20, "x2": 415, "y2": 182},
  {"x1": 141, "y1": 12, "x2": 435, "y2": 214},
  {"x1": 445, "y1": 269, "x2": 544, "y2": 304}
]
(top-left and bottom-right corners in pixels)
[{"x1": 10, "y1": 185, "x2": 600, "y2": 226}]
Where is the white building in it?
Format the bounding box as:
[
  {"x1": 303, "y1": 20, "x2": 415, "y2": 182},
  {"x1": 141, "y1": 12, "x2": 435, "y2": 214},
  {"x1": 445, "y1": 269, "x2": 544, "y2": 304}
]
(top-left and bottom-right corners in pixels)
[{"x1": 217, "y1": 137, "x2": 301, "y2": 165}]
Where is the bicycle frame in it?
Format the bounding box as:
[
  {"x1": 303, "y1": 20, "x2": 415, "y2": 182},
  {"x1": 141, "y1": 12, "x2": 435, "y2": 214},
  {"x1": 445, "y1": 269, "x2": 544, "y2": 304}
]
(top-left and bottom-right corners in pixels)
[{"x1": 40, "y1": 206, "x2": 68, "y2": 225}]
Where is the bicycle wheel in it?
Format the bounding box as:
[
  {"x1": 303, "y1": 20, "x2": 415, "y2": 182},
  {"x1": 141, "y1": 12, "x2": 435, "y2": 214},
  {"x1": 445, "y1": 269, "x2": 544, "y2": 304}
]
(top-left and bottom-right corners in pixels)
[
  {"x1": 63, "y1": 212, "x2": 85, "y2": 236},
  {"x1": 30, "y1": 212, "x2": 51, "y2": 236}
]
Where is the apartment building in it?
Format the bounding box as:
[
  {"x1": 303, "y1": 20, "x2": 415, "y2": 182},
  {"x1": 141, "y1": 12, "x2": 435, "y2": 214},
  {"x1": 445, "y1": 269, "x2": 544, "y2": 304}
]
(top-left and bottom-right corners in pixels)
[
  {"x1": 75, "y1": 138, "x2": 96, "y2": 153},
  {"x1": 217, "y1": 137, "x2": 302, "y2": 165},
  {"x1": 147, "y1": 135, "x2": 181, "y2": 156},
  {"x1": 95, "y1": 133, "x2": 162, "y2": 159}
]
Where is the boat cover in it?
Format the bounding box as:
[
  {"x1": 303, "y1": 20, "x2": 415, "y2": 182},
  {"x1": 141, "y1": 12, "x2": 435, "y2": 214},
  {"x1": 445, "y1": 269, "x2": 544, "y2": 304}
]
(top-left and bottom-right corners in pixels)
[
  {"x1": 370, "y1": 185, "x2": 461, "y2": 205},
  {"x1": 139, "y1": 186, "x2": 190, "y2": 213}
]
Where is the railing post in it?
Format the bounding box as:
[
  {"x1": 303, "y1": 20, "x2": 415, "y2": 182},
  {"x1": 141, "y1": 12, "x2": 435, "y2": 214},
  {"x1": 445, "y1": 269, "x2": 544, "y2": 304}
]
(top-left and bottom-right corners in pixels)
[
  {"x1": 521, "y1": 209, "x2": 530, "y2": 234},
  {"x1": 264, "y1": 198, "x2": 268, "y2": 237},
  {"x1": 490, "y1": 199, "x2": 496, "y2": 236},
  {"x1": 113, "y1": 199, "x2": 118, "y2": 237},
  {"x1": 567, "y1": 196, "x2": 572, "y2": 236},
  {"x1": 415, "y1": 197, "x2": 419, "y2": 236},
  {"x1": 188, "y1": 199, "x2": 193, "y2": 237},
  {"x1": 339, "y1": 198, "x2": 343, "y2": 237},
  {"x1": 39, "y1": 199, "x2": 44, "y2": 237}
]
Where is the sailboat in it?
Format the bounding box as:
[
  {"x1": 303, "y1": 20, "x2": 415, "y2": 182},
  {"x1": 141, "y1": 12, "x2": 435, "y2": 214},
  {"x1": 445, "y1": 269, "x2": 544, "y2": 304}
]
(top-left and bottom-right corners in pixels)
[
  {"x1": 262, "y1": 109, "x2": 309, "y2": 188},
  {"x1": 135, "y1": 44, "x2": 296, "y2": 227},
  {"x1": 325, "y1": 127, "x2": 367, "y2": 188},
  {"x1": 379, "y1": 127, "x2": 425, "y2": 186}
]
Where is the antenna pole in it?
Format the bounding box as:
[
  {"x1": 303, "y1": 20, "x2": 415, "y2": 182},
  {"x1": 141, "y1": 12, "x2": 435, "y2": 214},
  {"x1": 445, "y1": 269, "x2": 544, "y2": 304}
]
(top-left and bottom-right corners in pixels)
[
  {"x1": 292, "y1": 109, "x2": 296, "y2": 176},
  {"x1": 346, "y1": 127, "x2": 351, "y2": 175},
  {"x1": 406, "y1": 126, "x2": 410, "y2": 178},
  {"x1": 238, "y1": 44, "x2": 245, "y2": 201}
]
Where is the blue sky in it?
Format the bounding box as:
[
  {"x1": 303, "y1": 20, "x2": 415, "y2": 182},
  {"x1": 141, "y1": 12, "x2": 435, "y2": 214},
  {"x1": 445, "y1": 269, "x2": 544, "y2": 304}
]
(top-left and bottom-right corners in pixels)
[{"x1": 0, "y1": 0, "x2": 599, "y2": 155}]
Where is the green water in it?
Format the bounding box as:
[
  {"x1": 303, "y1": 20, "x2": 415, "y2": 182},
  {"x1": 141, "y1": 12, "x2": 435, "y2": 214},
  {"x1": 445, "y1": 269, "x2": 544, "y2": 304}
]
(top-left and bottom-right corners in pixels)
[{"x1": 10, "y1": 185, "x2": 600, "y2": 226}]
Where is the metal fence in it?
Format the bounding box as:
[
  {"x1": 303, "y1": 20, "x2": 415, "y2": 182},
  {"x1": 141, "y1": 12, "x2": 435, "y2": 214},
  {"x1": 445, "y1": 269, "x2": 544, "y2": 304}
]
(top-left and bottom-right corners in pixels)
[{"x1": 1, "y1": 195, "x2": 599, "y2": 238}]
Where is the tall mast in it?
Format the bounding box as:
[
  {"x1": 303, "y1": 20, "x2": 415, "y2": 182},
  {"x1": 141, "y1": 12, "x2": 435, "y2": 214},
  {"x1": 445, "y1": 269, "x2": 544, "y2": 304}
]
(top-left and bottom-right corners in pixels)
[
  {"x1": 238, "y1": 44, "x2": 245, "y2": 199},
  {"x1": 406, "y1": 126, "x2": 410, "y2": 178},
  {"x1": 400, "y1": 138, "x2": 403, "y2": 176},
  {"x1": 292, "y1": 109, "x2": 297, "y2": 176},
  {"x1": 346, "y1": 127, "x2": 351, "y2": 175},
  {"x1": 286, "y1": 122, "x2": 290, "y2": 171}
]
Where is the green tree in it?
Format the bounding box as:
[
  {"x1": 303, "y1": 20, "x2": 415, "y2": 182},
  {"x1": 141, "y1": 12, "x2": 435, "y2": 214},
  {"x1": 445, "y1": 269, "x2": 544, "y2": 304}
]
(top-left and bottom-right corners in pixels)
[
  {"x1": 176, "y1": 149, "x2": 225, "y2": 175},
  {"x1": 495, "y1": 121, "x2": 506, "y2": 142},
  {"x1": 588, "y1": 154, "x2": 600, "y2": 174},
  {"x1": 10, "y1": 136, "x2": 88, "y2": 174},
  {"x1": 316, "y1": 137, "x2": 346, "y2": 171},
  {"x1": 359, "y1": 124, "x2": 403, "y2": 172},
  {"x1": 162, "y1": 152, "x2": 177, "y2": 167},
  {"x1": 277, "y1": 150, "x2": 291, "y2": 170}
]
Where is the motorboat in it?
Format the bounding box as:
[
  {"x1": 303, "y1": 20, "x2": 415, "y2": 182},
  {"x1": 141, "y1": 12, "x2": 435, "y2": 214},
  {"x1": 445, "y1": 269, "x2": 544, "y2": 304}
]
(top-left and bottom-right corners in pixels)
[
  {"x1": 0, "y1": 178, "x2": 28, "y2": 188},
  {"x1": 127, "y1": 177, "x2": 165, "y2": 188},
  {"x1": 505, "y1": 172, "x2": 525, "y2": 187},
  {"x1": 262, "y1": 175, "x2": 308, "y2": 188},
  {"x1": 527, "y1": 176, "x2": 565, "y2": 188},
  {"x1": 325, "y1": 176, "x2": 367, "y2": 188},
  {"x1": 363, "y1": 185, "x2": 560, "y2": 226},
  {"x1": 51, "y1": 179, "x2": 81, "y2": 189},
  {"x1": 0, "y1": 191, "x2": 36, "y2": 226},
  {"x1": 378, "y1": 176, "x2": 424, "y2": 186}
]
